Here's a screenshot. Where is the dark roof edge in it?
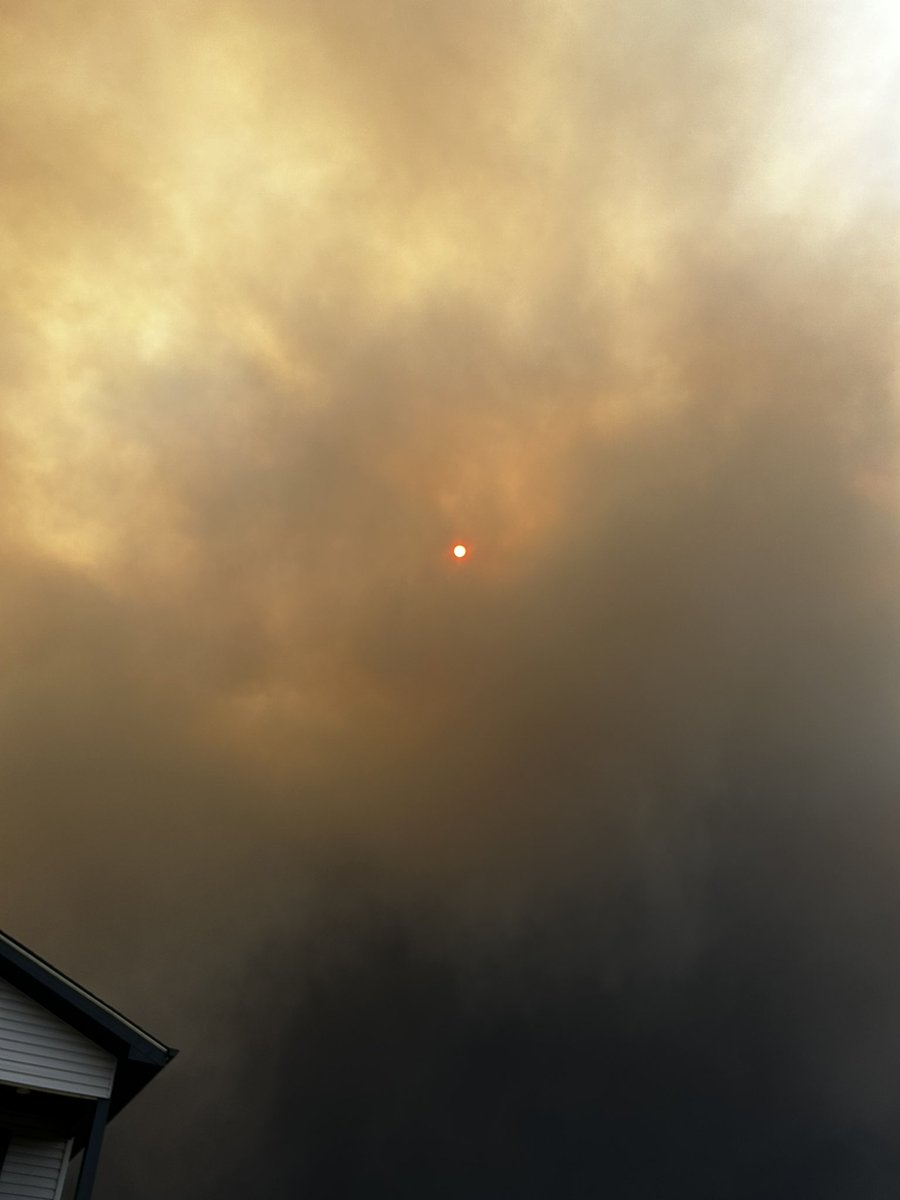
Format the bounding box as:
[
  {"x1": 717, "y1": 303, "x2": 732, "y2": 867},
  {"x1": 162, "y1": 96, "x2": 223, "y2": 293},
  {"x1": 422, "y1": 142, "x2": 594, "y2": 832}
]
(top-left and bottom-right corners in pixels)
[{"x1": 0, "y1": 928, "x2": 176, "y2": 1066}]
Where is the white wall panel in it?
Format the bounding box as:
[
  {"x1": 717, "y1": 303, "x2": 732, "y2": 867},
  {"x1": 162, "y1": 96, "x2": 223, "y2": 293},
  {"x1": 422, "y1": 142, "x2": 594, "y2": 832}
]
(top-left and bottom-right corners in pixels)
[
  {"x1": 0, "y1": 1135, "x2": 70, "y2": 1200},
  {"x1": 0, "y1": 979, "x2": 114, "y2": 1099}
]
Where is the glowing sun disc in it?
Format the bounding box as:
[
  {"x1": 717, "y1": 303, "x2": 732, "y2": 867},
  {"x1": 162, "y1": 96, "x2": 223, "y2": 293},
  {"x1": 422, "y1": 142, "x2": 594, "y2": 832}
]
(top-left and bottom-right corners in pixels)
[{"x1": 452, "y1": 544, "x2": 468, "y2": 558}]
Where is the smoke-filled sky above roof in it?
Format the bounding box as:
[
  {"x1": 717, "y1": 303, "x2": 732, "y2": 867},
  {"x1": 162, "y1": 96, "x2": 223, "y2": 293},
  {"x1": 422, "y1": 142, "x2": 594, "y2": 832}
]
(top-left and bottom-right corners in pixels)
[{"x1": 4, "y1": 1, "x2": 900, "y2": 1195}]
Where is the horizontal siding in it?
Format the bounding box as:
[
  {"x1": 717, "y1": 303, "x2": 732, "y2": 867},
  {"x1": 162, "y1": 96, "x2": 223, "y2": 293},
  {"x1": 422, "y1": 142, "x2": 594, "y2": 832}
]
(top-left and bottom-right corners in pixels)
[
  {"x1": 0, "y1": 979, "x2": 114, "y2": 1099},
  {"x1": 0, "y1": 1135, "x2": 69, "y2": 1200}
]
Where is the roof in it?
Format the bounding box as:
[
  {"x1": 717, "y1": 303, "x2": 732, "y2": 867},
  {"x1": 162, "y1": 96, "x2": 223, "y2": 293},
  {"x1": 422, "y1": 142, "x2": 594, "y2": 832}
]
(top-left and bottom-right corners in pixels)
[{"x1": 0, "y1": 928, "x2": 177, "y2": 1119}]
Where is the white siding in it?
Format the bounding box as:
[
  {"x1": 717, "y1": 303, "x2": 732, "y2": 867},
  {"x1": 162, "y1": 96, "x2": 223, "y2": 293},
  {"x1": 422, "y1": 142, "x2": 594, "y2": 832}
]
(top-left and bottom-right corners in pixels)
[
  {"x1": 0, "y1": 1135, "x2": 70, "y2": 1200},
  {"x1": 0, "y1": 979, "x2": 115, "y2": 1099}
]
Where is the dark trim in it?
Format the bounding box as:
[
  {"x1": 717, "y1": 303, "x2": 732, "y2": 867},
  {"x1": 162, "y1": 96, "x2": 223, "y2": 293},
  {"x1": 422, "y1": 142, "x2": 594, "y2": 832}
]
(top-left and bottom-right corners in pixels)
[
  {"x1": 0, "y1": 929, "x2": 177, "y2": 1117},
  {"x1": 0, "y1": 928, "x2": 171, "y2": 1055},
  {"x1": 73, "y1": 1097, "x2": 110, "y2": 1200},
  {"x1": 0, "y1": 1084, "x2": 91, "y2": 1136}
]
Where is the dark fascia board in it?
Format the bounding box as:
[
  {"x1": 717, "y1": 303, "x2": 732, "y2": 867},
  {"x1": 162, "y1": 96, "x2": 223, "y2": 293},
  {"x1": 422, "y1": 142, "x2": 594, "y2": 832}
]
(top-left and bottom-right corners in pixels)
[{"x1": 0, "y1": 929, "x2": 177, "y2": 1117}]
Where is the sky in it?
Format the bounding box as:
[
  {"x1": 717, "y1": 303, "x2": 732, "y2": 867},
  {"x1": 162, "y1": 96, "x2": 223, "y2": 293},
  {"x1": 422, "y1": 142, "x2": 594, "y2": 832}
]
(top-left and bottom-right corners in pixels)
[{"x1": 4, "y1": 0, "x2": 900, "y2": 1195}]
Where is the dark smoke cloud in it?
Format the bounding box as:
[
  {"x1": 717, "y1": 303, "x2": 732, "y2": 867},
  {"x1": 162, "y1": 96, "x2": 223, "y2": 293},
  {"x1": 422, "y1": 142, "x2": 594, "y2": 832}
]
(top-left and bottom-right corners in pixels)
[{"x1": 3, "y1": 0, "x2": 900, "y2": 1195}]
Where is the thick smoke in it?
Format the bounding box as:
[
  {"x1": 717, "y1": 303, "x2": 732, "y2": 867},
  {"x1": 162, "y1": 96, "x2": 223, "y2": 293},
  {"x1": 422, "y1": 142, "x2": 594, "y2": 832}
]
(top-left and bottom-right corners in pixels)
[{"x1": 3, "y1": 1, "x2": 900, "y2": 1195}]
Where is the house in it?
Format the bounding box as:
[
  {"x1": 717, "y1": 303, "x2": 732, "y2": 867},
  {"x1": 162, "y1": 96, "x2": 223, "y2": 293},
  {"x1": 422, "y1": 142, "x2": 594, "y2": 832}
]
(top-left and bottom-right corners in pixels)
[{"x1": 0, "y1": 928, "x2": 177, "y2": 1200}]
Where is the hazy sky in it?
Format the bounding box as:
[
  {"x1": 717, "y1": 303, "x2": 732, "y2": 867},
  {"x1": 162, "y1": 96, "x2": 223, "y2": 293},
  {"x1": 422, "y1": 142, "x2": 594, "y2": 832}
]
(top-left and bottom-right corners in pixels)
[{"x1": 4, "y1": 1, "x2": 900, "y2": 1195}]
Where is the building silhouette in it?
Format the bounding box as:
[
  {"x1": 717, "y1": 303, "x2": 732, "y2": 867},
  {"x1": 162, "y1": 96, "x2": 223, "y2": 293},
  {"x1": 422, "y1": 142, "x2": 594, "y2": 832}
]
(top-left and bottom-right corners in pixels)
[{"x1": 0, "y1": 929, "x2": 176, "y2": 1199}]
